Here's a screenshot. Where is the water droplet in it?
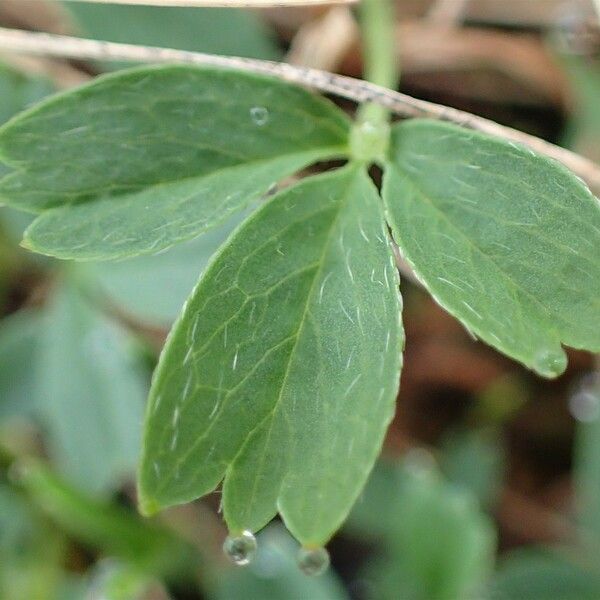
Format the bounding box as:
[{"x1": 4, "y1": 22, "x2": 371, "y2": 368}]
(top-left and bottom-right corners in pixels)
[
  {"x1": 250, "y1": 106, "x2": 269, "y2": 126},
  {"x1": 569, "y1": 372, "x2": 600, "y2": 422},
  {"x1": 298, "y1": 547, "x2": 330, "y2": 576},
  {"x1": 223, "y1": 530, "x2": 257, "y2": 566},
  {"x1": 533, "y1": 348, "x2": 567, "y2": 378},
  {"x1": 570, "y1": 390, "x2": 600, "y2": 422}
]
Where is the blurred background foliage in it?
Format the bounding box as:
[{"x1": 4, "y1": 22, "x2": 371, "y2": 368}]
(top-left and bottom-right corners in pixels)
[{"x1": 0, "y1": 1, "x2": 598, "y2": 598}]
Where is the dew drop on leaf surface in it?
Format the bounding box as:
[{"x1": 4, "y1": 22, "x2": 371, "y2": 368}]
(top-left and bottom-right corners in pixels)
[
  {"x1": 223, "y1": 530, "x2": 258, "y2": 566},
  {"x1": 297, "y1": 547, "x2": 330, "y2": 576},
  {"x1": 250, "y1": 106, "x2": 269, "y2": 126}
]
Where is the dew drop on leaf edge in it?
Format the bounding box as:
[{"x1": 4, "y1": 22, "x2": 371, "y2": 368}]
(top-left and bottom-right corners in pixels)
[
  {"x1": 223, "y1": 530, "x2": 257, "y2": 566},
  {"x1": 297, "y1": 546, "x2": 330, "y2": 576},
  {"x1": 532, "y1": 347, "x2": 568, "y2": 378}
]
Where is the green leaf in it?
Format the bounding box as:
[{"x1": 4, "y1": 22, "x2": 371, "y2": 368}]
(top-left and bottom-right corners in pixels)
[
  {"x1": 490, "y1": 549, "x2": 600, "y2": 600},
  {"x1": 86, "y1": 560, "x2": 152, "y2": 600},
  {"x1": 439, "y1": 428, "x2": 505, "y2": 509},
  {"x1": 214, "y1": 525, "x2": 349, "y2": 600},
  {"x1": 85, "y1": 210, "x2": 247, "y2": 325},
  {"x1": 0, "y1": 309, "x2": 41, "y2": 420},
  {"x1": 36, "y1": 276, "x2": 146, "y2": 494},
  {"x1": 0, "y1": 63, "x2": 54, "y2": 129},
  {"x1": 139, "y1": 166, "x2": 403, "y2": 545},
  {"x1": 0, "y1": 62, "x2": 54, "y2": 182},
  {"x1": 0, "y1": 484, "x2": 66, "y2": 600},
  {"x1": 559, "y1": 54, "x2": 600, "y2": 163},
  {"x1": 366, "y1": 455, "x2": 496, "y2": 600},
  {"x1": 1, "y1": 206, "x2": 34, "y2": 242},
  {"x1": 345, "y1": 459, "x2": 401, "y2": 539},
  {"x1": 0, "y1": 65, "x2": 350, "y2": 260},
  {"x1": 61, "y1": 3, "x2": 280, "y2": 66},
  {"x1": 15, "y1": 460, "x2": 197, "y2": 579},
  {"x1": 573, "y1": 374, "x2": 600, "y2": 551},
  {"x1": 383, "y1": 119, "x2": 600, "y2": 377}
]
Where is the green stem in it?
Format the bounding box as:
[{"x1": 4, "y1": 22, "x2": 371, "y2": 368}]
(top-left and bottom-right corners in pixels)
[
  {"x1": 350, "y1": 0, "x2": 398, "y2": 164},
  {"x1": 358, "y1": 0, "x2": 399, "y2": 126}
]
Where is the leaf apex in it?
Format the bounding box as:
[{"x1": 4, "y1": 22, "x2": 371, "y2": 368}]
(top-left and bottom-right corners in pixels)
[
  {"x1": 19, "y1": 236, "x2": 34, "y2": 252},
  {"x1": 138, "y1": 493, "x2": 161, "y2": 518}
]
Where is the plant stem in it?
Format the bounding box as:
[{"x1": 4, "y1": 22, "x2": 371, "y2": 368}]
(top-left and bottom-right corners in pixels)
[
  {"x1": 350, "y1": 0, "x2": 398, "y2": 163},
  {"x1": 358, "y1": 0, "x2": 398, "y2": 126}
]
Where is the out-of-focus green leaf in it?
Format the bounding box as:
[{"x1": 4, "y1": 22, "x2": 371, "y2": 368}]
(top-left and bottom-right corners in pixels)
[
  {"x1": 86, "y1": 559, "x2": 152, "y2": 600},
  {"x1": 36, "y1": 275, "x2": 146, "y2": 494},
  {"x1": 214, "y1": 525, "x2": 349, "y2": 600},
  {"x1": 490, "y1": 549, "x2": 600, "y2": 600},
  {"x1": 0, "y1": 64, "x2": 54, "y2": 130},
  {"x1": 55, "y1": 578, "x2": 88, "y2": 600},
  {"x1": 573, "y1": 373, "x2": 600, "y2": 551},
  {"x1": 365, "y1": 454, "x2": 496, "y2": 600},
  {"x1": 0, "y1": 63, "x2": 54, "y2": 183},
  {"x1": 440, "y1": 428, "x2": 505, "y2": 509},
  {"x1": 61, "y1": 3, "x2": 280, "y2": 66},
  {"x1": 0, "y1": 310, "x2": 41, "y2": 420},
  {"x1": 560, "y1": 55, "x2": 600, "y2": 162},
  {"x1": 15, "y1": 459, "x2": 197, "y2": 579},
  {"x1": 1, "y1": 207, "x2": 34, "y2": 242},
  {"x1": 86, "y1": 210, "x2": 246, "y2": 325},
  {"x1": 383, "y1": 119, "x2": 600, "y2": 378},
  {"x1": 0, "y1": 484, "x2": 65, "y2": 600},
  {"x1": 345, "y1": 459, "x2": 400, "y2": 539}
]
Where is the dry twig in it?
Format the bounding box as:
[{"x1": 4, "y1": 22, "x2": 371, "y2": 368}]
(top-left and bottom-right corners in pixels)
[
  {"x1": 0, "y1": 26, "x2": 598, "y2": 194},
  {"x1": 59, "y1": 0, "x2": 357, "y2": 6}
]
